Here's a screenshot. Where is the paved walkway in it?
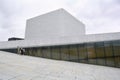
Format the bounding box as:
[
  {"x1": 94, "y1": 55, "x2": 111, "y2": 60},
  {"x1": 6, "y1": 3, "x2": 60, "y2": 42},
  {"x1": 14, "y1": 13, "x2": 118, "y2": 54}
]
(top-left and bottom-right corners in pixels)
[{"x1": 0, "y1": 51, "x2": 120, "y2": 80}]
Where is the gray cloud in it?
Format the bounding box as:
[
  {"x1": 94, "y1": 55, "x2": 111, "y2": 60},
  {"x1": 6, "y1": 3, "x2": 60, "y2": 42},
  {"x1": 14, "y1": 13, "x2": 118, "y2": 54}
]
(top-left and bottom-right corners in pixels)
[
  {"x1": 0, "y1": 0, "x2": 120, "y2": 41},
  {"x1": 71, "y1": 0, "x2": 120, "y2": 34}
]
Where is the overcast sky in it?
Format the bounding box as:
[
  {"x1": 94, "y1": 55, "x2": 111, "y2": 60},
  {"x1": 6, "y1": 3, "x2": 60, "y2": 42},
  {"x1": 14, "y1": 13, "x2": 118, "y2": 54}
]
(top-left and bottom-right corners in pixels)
[{"x1": 0, "y1": 0, "x2": 120, "y2": 41}]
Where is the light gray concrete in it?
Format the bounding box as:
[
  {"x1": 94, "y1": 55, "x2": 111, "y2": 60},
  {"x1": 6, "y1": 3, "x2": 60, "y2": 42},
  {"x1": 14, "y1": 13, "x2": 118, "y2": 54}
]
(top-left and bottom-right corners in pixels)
[
  {"x1": 0, "y1": 51, "x2": 120, "y2": 80},
  {"x1": 25, "y1": 8, "x2": 85, "y2": 40},
  {"x1": 0, "y1": 32, "x2": 120, "y2": 49}
]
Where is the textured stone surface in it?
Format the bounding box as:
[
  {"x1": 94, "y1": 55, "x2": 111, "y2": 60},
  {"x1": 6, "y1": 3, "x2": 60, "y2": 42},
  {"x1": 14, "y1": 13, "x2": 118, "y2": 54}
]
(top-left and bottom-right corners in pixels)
[
  {"x1": 0, "y1": 51, "x2": 120, "y2": 80},
  {"x1": 25, "y1": 9, "x2": 85, "y2": 40},
  {"x1": 1, "y1": 32, "x2": 120, "y2": 49}
]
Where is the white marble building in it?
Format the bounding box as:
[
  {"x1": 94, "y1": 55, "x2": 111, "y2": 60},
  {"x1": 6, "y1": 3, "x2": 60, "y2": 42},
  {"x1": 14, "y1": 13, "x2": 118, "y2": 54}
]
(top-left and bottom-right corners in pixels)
[
  {"x1": 0, "y1": 9, "x2": 120, "y2": 68},
  {"x1": 0, "y1": 8, "x2": 120, "y2": 49}
]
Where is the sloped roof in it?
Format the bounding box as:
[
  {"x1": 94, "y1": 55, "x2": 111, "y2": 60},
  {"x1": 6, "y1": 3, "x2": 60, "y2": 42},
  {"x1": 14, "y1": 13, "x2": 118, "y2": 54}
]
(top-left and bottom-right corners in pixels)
[{"x1": 0, "y1": 51, "x2": 120, "y2": 80}]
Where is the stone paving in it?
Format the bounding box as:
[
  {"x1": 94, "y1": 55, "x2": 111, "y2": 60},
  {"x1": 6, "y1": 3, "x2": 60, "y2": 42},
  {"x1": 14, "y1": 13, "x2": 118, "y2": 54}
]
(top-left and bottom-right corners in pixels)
[{"x1": 0, "y1": 51, "x2": 120, "y2": 80}]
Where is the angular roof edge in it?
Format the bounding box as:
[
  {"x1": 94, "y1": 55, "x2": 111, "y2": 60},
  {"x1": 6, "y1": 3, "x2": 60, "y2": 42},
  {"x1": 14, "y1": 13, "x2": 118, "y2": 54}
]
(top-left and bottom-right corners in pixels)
[{"x1": 27, "y1": 8, "x2": 85, "y2": 26}]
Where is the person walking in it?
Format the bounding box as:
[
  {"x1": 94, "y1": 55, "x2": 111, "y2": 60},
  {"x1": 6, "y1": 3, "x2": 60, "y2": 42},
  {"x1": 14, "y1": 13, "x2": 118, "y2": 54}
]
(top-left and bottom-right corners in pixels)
[{"x1": 20, "y1": 48, "x2": 25, "y2": 55}]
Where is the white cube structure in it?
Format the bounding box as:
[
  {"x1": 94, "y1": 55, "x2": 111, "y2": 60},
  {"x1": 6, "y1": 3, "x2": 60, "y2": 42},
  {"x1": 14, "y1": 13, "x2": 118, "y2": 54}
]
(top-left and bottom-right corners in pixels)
[{"x1": 25, "y1": 9, "x2": 85, "y2": 40}]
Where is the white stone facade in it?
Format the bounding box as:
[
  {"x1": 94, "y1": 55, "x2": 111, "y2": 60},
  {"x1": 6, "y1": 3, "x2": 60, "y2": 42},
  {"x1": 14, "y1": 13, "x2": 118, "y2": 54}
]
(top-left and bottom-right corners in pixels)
[
  {"x1": 0, "y1": 8, "x2": 120, "y2": 49},
  {"x1": 25, "y1": 9, "x2": 85, "y2": 40}
]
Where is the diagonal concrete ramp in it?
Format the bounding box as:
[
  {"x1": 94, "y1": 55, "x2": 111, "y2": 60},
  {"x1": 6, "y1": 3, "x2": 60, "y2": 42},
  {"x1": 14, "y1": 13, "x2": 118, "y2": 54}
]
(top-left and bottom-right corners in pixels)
[{"x1": 0, "y1": 51, "x2": 120, "y2": 80}]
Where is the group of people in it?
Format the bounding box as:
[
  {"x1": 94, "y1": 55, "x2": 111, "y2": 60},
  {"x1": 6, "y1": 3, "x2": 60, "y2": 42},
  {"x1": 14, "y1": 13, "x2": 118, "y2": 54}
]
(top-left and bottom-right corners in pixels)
[{"x1": 18, "y1": 47, "x2": 25, "y2": 55}]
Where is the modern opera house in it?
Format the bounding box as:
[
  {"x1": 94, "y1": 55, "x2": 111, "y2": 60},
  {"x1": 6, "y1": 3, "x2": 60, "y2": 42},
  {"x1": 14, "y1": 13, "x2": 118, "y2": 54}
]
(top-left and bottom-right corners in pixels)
[{"x1": 0, "y1": 9, "x2": 120, "y2": 68}]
